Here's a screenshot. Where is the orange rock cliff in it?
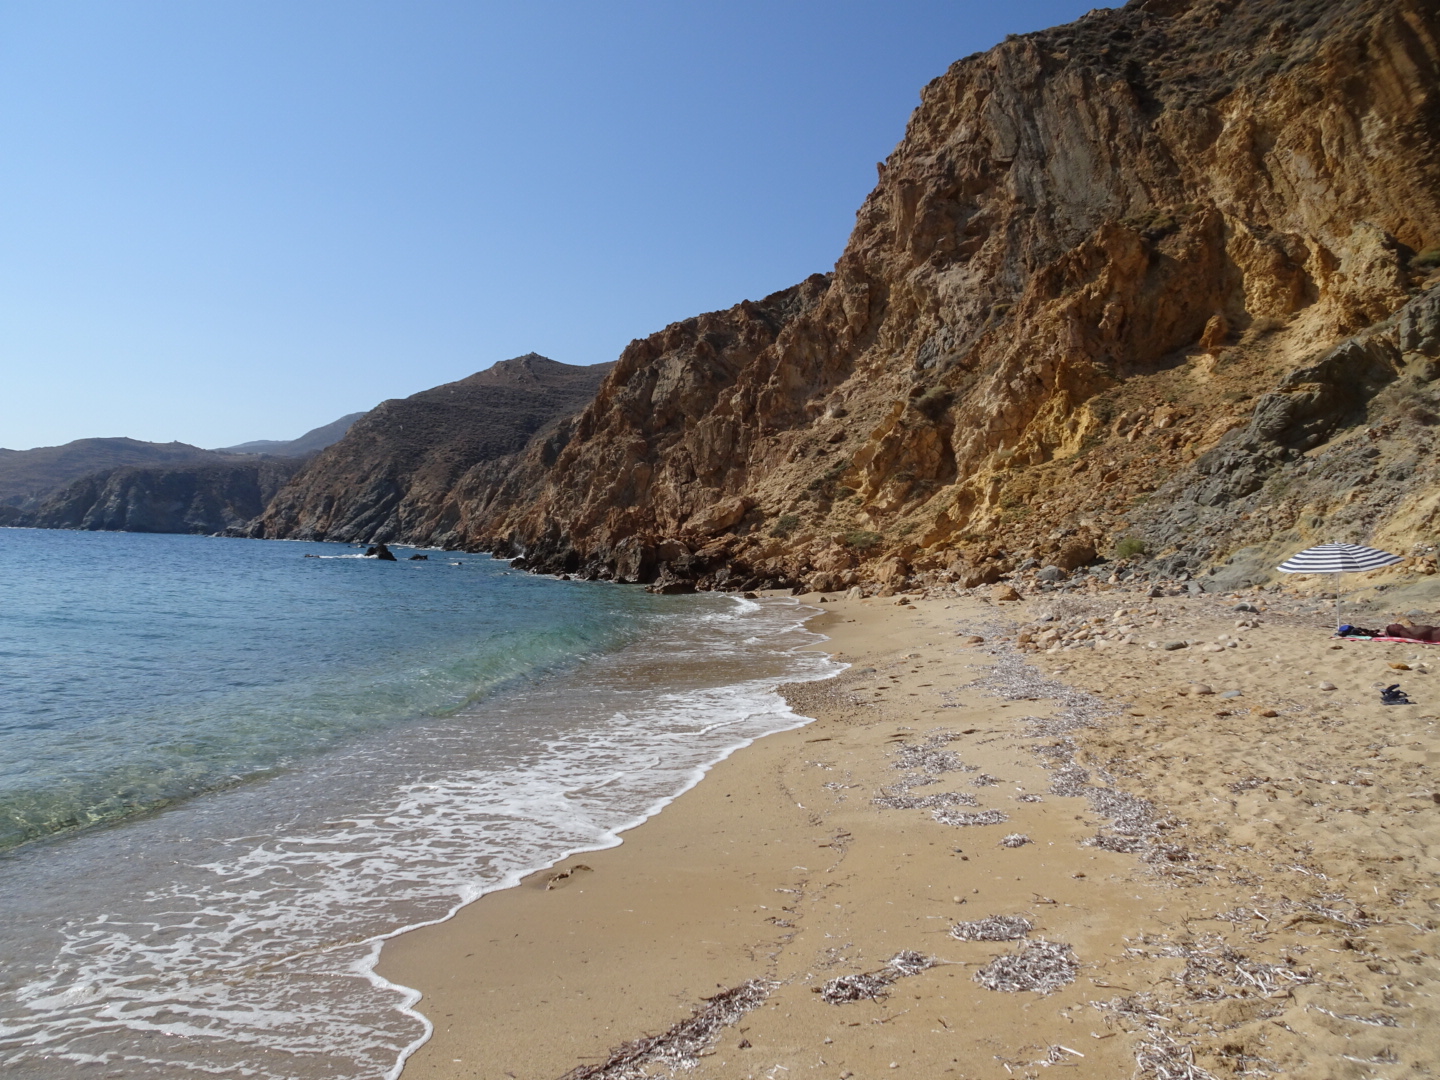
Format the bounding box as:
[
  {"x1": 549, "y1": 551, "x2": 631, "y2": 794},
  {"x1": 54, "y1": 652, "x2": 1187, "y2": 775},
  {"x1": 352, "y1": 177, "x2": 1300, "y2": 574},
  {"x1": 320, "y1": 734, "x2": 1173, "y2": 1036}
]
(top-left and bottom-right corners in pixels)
[{"x1": 255, "y1": 0, "x2": 1440, "y2": 595}]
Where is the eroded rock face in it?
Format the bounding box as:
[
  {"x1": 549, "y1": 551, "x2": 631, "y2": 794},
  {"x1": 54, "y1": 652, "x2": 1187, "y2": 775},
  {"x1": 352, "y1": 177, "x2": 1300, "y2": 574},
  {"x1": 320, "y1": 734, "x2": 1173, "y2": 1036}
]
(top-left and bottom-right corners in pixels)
[
  {"x1": 449, "y1": 0, "x2": 1439, "y2": 587},
  {"x1": 261, "y1": 0, "x2": 1440, "y2": 591}
]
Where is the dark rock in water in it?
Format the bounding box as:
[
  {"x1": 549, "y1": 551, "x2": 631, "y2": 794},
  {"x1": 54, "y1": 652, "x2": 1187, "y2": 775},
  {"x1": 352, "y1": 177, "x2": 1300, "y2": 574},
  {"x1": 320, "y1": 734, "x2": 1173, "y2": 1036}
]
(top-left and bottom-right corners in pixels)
[
  {"x1": 408, "y1": 554, "x2": 428, "y2": 560},
  {"x1": 510, "y1": 556, "x2": 529, "y2": 569},
  {"x1": 648, "y1": 580, "x2": 696, "y2": 595},
  {"x1": 365, "y1": 543, "x2": 398, "y2": 561}
]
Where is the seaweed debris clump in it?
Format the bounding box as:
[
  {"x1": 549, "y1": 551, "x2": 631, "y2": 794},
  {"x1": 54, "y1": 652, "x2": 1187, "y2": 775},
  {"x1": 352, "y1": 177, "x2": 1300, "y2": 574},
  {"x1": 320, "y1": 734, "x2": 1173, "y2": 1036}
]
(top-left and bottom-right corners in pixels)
[
  {"x1": 975, "y1": 940, "x2": 1079, "y2": 993},
  {"x1": 560, "y1": 979, "x2": 774, "y2": 1079},
  {"x1": 818, "y1": 950, "x2": 936, "y2": 1004},
  {"x1": 950, "y1": 914, "x2": 1034, "y2": 941}
]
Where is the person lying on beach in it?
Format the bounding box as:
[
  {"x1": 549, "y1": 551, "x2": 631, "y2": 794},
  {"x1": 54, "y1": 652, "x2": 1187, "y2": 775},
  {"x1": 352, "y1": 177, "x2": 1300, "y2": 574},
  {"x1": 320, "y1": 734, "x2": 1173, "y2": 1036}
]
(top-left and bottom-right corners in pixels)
[{"x1": 1384, "y1": 621, "x2": 1440, "y2": 642}]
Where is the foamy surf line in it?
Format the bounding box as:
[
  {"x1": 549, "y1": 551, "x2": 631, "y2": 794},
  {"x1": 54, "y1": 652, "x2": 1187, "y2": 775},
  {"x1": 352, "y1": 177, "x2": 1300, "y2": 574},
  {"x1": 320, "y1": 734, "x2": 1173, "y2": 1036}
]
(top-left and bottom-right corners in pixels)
[
  {"x1": 0, "y1": 596, "x2": 841, "y2": 1080},
  {"x1": 372, "y1": 662, "x2": 834, "y2": 1078}
]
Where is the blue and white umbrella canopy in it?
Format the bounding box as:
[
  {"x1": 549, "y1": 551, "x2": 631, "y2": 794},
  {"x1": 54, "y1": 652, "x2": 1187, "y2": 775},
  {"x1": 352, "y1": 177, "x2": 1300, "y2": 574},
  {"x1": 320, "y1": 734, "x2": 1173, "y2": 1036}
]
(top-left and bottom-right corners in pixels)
[
  {"x1": 1276, "y1": 543, "x2": 1403, "y2": 575},
  {"x1": 1276, "y1": 543, "x2": 1403, "y2": 630}
]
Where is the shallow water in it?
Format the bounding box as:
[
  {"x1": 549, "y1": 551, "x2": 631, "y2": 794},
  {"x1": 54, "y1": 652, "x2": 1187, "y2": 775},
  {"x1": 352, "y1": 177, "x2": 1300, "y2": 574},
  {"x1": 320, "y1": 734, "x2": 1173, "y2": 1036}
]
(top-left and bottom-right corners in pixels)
[{"x1": 0, "y1": 530, "x2": 836, "y2": 1077}]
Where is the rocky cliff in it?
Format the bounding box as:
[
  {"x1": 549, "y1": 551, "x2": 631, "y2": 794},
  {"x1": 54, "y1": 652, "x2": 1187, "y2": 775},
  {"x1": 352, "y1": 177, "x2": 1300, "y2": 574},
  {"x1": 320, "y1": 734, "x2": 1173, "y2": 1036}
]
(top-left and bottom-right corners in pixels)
[
  {"x1": 0, "y1": 438, "x2": 235, "y2": 513},
  {"x1": 263, "y1": 0, "x2": 1440, "y2": 596},
  {"x1": 252, "y1": 354, "x2": 614, "y2": 542},
  {"x1": 27, "y1": 458, "x2": 305, "y2": 534}
]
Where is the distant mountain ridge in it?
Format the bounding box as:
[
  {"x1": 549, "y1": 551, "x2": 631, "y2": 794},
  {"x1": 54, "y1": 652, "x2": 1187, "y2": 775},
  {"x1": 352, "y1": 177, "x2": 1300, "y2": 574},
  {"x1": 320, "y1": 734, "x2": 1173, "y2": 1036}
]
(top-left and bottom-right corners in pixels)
[
  {"x1": 0, "y1": 411, "x2": 363, "y2": 532},
  {"x1": 0, "y1": 438, "x2": 234, "y2": 512},
  {"x1": 216, "y1": 413, "x2": 365, "y2": 457}
]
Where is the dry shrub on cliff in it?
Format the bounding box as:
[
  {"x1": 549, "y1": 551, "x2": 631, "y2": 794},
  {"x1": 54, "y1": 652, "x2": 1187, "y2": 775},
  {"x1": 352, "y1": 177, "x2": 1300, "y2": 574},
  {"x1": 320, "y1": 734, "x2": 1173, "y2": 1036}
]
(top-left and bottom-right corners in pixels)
[
  {"x1": 768, "y1": 513, "x2": 800, "y2": 538},
  {"x1": 843, "y1": 529, "x2": 882, "y2": 551}
]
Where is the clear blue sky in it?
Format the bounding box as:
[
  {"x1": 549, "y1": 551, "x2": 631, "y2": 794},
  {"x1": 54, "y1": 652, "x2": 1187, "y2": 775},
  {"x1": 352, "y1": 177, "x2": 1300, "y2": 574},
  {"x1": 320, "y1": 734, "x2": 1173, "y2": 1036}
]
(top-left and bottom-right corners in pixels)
[{"x1": 0, "y1": 0, "x2": 1097, "y2": 451}]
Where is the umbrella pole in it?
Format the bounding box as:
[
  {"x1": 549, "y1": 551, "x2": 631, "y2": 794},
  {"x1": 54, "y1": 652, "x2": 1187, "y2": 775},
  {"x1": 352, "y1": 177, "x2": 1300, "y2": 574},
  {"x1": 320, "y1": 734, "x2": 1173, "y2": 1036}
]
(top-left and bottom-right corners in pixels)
[{"x1": 1336, "y1": 573, "x2": 1341, "y2": 632}]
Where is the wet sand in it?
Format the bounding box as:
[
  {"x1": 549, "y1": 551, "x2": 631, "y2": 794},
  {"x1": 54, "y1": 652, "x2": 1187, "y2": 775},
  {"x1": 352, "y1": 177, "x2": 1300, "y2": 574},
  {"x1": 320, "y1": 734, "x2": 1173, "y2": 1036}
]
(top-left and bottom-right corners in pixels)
[{"x1": 378, "y1": 587, "x2": 1438, "y2": 1080}]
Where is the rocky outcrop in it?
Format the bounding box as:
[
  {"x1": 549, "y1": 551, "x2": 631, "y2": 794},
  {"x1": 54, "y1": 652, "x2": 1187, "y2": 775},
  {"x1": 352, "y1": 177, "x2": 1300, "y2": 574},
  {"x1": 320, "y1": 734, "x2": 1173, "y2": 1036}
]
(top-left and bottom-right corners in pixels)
[
  {"x1": 27, "y1": 458, "x2": 304, "y2": 534},
  {"x1": 250, "y1": 354, "x2": 613, "y2": 543},
  {"x1": 252, "y1": 0, "x2": 1440, "y2": 595}
]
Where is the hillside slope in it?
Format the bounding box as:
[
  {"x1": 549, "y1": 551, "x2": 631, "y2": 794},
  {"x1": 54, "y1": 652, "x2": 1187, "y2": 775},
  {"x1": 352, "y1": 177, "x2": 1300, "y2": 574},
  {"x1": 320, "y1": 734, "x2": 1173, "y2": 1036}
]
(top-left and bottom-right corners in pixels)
[{"x1": 251, "y1": 354, "x2": 614, "y2": 542}]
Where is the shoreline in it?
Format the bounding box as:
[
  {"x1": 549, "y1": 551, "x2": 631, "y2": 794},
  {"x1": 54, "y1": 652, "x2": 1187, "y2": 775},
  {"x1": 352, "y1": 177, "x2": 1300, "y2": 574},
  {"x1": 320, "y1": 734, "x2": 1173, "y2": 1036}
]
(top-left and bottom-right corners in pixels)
[{"x1": 379, "y1": 585, "x2": 1437, "y2": 1080}]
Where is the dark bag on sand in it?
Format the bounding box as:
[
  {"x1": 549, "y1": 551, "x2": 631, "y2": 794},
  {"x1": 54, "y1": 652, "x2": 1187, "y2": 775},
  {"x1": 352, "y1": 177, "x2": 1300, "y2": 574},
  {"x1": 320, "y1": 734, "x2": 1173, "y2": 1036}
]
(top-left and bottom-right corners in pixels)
[
  {"x1": 1385, "y1": 622, "x2": 1440, "y2": 642},
  {"x1": 1338, "y1": 624, "x2": 1383, "y2": 637}
]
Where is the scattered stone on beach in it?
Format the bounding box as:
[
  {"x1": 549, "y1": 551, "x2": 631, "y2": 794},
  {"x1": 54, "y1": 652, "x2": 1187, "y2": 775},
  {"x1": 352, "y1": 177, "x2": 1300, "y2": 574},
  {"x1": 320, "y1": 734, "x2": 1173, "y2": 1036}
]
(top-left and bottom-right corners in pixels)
[
  {"x1": 1163, "y1": 640, "x2": 1187, "y2": 651},
  {"x1": 1191, "y1": 684, "x2": 1215, "y2": 696},
  {"x1": 974, "y1": 940, "x2": 1079, "y2": 994},
  {"x1": 1220, "y1": 689, "x2": 1242, "y2": 698},
  {"x1": 1390, "y1": 662, "x2": 1411, "y2": 670},
  {"x1": 1259, "y1": 708, "x2": 1279, "y2": 717},
  {"x1": 958, "y1": 634, "x2": 985, "y2": 645},
  {"x1": 992, "y1": 585, "x2": 1022, "y2": 602},
  {"x1": 1319, "y1": 681, "x2": 1337, "y2": 691},
  {"x1": 951, "y1": 915, "x2": 1033, "y2": 941}
]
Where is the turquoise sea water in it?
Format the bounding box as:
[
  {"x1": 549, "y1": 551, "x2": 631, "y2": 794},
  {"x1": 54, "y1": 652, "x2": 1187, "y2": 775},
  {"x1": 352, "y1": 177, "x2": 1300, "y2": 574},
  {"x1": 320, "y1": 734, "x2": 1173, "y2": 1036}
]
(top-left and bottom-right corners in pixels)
[
  {"x1": 0, "y1": 530, "x2": 661, "y2": 850},
  {"x1": 0, "y1": 529, "x2": 836, "y2": 1078}
]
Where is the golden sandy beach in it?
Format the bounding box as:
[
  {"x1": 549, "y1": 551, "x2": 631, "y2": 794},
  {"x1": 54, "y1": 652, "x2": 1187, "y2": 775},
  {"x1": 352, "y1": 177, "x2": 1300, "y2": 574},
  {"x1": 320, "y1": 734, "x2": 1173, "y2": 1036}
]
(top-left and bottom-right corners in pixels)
[{"x1": 379, "y1": 587, "x2": 1438, "y2": 1080}]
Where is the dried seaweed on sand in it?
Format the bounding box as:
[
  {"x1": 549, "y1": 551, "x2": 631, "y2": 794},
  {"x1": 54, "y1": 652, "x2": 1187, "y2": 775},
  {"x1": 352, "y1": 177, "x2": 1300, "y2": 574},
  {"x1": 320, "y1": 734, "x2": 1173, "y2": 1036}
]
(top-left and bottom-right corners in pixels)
[
  {"x1": 932, "y1": 807, "x2": 1009, "y2": 826},
  {"x1": 890, "y1": 731, "x2": 977, "y2": 776},
  {"x1": 559, "y1": 979, "x2": 773, "y2": 1079},
  {"x1": 1134, "y1": 1032, "x2": 1223, "y2": 1080},
  {"x1": 872, "y1": 791, "x2": 977, "y2": 810},
  {"x1": 974, "y1": 939, "x2": 1078, "y2": 993},
  {"x1": 950, "y1": 914, "x2": 1033, "y2": 941},
  {"x1": 999, "y1": 833, "x2": 1031, "y2": 847},
  {"x1": 818, "y1": 950, "x2": 936, "y2": 1004}
]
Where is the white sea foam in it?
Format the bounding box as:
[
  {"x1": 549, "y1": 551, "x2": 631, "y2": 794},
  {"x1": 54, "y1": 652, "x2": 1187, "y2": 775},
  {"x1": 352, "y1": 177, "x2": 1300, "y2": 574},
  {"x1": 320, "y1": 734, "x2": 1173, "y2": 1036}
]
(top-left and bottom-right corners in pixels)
[{"x1": 0, "y1": 596, "x2": 836, "y2": 1079}]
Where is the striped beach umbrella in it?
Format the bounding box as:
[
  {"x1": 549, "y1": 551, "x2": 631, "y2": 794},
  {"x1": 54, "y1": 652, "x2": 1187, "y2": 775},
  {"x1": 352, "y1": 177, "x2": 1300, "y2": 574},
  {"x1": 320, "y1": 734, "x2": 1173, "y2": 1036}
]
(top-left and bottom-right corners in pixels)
[{"x1": 1276, "y1": 543, "x2": 1403, "y2": 629}]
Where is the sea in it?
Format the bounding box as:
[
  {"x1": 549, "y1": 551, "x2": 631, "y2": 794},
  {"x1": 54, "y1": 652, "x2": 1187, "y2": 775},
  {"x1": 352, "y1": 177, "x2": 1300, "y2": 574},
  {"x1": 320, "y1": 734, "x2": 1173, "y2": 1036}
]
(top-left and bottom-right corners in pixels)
[{"x1": 0, "y1": 529, "x2": 838, "y2": 1078}]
